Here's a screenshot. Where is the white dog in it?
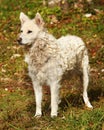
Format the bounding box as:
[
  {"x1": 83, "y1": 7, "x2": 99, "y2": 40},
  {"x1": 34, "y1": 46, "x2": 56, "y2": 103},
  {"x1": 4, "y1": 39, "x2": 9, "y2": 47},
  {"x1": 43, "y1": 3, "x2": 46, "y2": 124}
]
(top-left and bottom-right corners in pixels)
[{"x1": 18, "y1": 12, "x2": 93, "y2": 117}]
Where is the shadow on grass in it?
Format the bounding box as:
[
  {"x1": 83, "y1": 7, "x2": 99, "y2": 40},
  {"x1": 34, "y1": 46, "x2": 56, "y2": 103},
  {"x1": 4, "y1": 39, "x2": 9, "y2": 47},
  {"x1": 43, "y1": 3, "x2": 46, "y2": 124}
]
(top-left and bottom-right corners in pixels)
[
  {"x1": 89, "y1": 87, "x2": 104, "y2": 102},
  {"x1": 23, "y1": 78, "x2": 104, "y2": 120},
  {"x1": 61, "y1": 88, "x2": 104, "y2": 112},
  {"x1": 26, "y1": 86, "x2": 104, "y2": 118}
]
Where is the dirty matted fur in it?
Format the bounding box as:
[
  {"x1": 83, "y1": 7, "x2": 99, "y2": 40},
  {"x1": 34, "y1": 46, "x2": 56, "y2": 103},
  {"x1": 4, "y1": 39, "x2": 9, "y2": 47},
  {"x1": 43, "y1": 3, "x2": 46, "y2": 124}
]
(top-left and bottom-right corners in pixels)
[{"x1": 18, "y1": 12, "x2": 93, "y2": 117}]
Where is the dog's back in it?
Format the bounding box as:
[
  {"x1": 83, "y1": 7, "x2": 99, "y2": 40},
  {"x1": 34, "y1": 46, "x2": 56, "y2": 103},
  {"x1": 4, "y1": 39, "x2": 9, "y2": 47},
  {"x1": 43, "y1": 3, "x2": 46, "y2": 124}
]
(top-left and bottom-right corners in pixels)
[{"x1": 56, "y1": 35, "x2": 88, "y2": 71}]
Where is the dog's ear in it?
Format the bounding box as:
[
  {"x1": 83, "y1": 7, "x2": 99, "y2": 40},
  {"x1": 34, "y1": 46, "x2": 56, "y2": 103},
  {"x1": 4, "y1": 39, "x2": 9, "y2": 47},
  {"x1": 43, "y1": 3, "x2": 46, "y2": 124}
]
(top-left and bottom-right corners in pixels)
[
  {"x1": 35, "y1": 13, "x2": 45, "y2": 28},
  {"x1": 20, "y1": 12, "x2": 29, "y2": 25}
]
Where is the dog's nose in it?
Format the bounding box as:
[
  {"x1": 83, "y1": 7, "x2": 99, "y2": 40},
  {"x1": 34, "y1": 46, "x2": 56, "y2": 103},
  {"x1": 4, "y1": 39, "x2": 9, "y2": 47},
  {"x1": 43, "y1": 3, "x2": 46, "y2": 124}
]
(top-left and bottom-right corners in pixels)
[{"x1": 17, "y1": 37, "x2": 22, "y2": 44}]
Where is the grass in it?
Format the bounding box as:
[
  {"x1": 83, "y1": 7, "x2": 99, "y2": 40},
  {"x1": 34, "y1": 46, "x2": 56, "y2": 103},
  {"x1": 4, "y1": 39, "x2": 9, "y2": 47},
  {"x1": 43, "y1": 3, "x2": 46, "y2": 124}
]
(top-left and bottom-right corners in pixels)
[{"x1": 0, "y1": 0, "x2": 104, "y2": 129}]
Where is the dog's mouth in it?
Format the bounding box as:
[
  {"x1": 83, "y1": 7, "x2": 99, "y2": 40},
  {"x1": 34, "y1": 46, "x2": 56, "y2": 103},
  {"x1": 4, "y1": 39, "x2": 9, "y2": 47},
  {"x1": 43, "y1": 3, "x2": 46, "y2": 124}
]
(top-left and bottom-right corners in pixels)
[
  {"x1": 17, "y1": 38, "x2": 33, "y2": 46},
  {"x1": 17, "y1": 39, "x2": 33, "y2": 52}
]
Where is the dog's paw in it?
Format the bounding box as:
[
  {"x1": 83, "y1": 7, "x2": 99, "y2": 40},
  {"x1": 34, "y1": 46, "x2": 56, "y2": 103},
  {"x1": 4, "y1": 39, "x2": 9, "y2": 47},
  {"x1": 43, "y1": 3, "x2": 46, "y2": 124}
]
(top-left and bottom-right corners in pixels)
[
  {"x1": 34, "y1": 113, "x2": 42, "y2": 118},
  {"x1": 86, "y1": 103, "x2": 93, "y2": 109},
  {"x1": 51, "y1": 115, "x2": 57, "y2": 118},
  {"x1": 51, "y1": 113, "x2": 57, "y2": 118},
  {"x1": 85, "y1": 104, "x2": 93, "y2": 110},
  {"x1": 88, "y1": 105, "x2": 93, "y2": 109}
]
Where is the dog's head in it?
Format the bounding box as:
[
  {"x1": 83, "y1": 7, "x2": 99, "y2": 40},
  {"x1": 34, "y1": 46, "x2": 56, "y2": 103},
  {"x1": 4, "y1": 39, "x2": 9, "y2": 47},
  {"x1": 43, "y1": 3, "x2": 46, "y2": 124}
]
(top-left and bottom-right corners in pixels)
[{"x1": 17, "y1": 12, "x2": 44, "y2": 45}]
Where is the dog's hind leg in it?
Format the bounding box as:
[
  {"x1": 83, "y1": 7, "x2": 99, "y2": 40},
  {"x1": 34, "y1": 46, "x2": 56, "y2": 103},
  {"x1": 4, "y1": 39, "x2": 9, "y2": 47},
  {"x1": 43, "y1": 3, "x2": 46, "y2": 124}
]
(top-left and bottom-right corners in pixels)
[
  {"x1": 33, "y1": 81, "x2": 42, "y2": 117},
  {"x1": 82, "y1": 51, "x2": 93, "y2": 108}
]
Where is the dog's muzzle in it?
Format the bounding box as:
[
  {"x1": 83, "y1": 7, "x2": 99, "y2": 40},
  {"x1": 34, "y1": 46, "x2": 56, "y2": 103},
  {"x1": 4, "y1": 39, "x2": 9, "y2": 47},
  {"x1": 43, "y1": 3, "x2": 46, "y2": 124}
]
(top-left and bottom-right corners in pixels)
[{"x1": 17, "y1": 37, "x2": 23, "y2": 45}]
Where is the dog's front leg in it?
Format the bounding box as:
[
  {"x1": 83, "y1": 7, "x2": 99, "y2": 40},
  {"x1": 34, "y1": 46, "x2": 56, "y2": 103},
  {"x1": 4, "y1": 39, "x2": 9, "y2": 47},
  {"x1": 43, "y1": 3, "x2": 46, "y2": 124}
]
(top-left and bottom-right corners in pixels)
[
  {"x1": 50, "y1": 82, "x2": 60, "y2": 117},
  {"x1": 33, "y1": 81, "x2": 42, "y2": 117}
]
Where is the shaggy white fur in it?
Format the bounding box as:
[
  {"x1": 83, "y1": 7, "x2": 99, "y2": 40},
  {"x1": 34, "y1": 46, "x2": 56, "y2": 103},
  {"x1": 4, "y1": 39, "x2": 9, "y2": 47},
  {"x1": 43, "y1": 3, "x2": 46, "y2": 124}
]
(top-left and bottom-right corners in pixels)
[{"x1": 18, "y1": 12, "x2": 93, "y2": 117}]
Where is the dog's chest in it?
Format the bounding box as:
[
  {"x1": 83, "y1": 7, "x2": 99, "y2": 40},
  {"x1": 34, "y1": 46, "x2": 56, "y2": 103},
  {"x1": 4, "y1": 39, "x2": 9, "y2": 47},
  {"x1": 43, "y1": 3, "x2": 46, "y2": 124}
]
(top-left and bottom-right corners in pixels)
[{"x1": 24, "y1": 54, "x2": 30, "y2": 64}]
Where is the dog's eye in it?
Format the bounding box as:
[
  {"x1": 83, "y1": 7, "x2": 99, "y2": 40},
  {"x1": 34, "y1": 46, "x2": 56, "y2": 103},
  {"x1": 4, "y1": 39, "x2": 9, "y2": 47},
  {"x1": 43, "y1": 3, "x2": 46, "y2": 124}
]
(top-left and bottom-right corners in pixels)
[
  {"x1": 27, "y1": 30, "x2": 32, "y2": 34},
  {"x1": 20, "y1": 30, "x2": 23, "y2": 33}
]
